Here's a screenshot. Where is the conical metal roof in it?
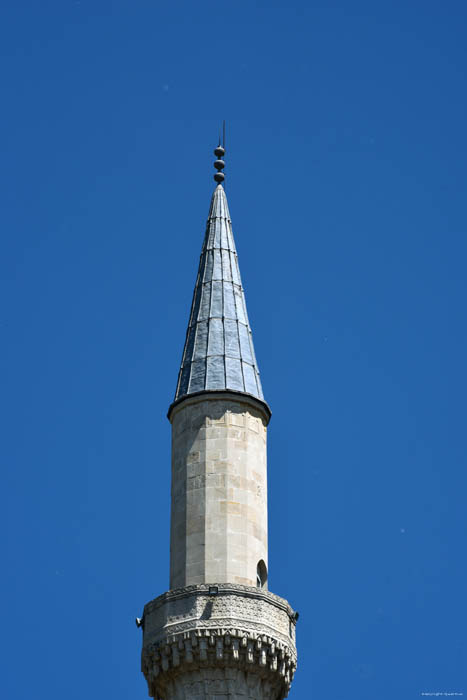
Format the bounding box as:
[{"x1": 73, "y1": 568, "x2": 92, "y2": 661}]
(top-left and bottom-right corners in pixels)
[{"x1": 173, "y1": 184, "x2": 265, "y2": 405}]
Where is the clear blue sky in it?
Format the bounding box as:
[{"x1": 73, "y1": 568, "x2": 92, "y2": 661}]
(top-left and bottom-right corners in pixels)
[{"x1": 2, "y1": 1, "x2": 467, "y2": 698}]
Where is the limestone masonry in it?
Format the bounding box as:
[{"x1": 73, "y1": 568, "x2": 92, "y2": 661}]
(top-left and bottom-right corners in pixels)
[
  {"x1": 169, "y1": 394, "x2": 268, "y2": 589},
  {"x1": 139, "y1": 148, "x2": 297, "y2": 700}
]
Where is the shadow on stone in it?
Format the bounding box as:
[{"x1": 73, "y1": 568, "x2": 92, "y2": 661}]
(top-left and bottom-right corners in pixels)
[{"x1": 200, "y1": 600, "x2": 213, "y2": 620}]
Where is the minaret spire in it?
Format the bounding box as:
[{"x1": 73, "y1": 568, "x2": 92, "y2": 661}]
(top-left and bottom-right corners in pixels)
[{"x1": 171, "y1": 138, "x2": 267, "y2": 416}]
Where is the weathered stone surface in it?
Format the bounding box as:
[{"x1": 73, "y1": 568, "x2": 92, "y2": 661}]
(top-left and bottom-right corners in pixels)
[
  {"x1": 169, "y1": 394, "x2": 269, "y2": 589},
  {"x1": 142, "y1": 584, "x2": 297, "y2": 700}
]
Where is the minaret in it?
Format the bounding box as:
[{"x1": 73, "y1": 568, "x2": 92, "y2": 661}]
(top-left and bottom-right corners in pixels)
[{"x1": 140, "y1": 141, "x2": 298, "y2": 700}]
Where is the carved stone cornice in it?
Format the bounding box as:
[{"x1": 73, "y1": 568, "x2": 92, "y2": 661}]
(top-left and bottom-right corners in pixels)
[
  {"x1": 167, "y1": 390, "x2": 271, "y2": 425},
  {"x1": 143, "y1": 583, "x2": 296, "y2": 620},
  {"x1": 141, "y1": 584, "x2": 298, "y2": 700}
]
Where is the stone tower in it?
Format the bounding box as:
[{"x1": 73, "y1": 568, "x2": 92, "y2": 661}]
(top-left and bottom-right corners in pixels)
[{"x1": 139, "y1": 144, "x2": 298, "y2": 700}]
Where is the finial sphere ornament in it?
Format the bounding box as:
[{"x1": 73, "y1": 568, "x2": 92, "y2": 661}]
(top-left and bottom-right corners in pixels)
[{"x1": 213, "y1": 138, "x2": 226, "y2": 183}]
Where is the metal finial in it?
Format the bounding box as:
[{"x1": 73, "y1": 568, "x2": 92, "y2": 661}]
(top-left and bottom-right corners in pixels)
[{"x1": 213, "y1": 121, "x2": 226, "y2": 184}]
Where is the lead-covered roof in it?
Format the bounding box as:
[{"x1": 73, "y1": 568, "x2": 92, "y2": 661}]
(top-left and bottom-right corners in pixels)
[{"x1": 174, "y1": 184, "x2": 264, "y2": 403}]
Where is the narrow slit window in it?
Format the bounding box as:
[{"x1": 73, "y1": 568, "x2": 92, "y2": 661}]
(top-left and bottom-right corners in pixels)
[{"x1": 256, "y1": 560, "x2": 268, "y2": 589}]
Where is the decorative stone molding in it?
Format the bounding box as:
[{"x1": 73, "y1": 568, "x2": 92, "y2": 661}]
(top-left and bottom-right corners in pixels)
[
  {"x1": 141, "y1": 584, "x2": 298, "y2": 700},
  {"x1": 168, "y1": 390, "x2": 271, "y2": 425}
]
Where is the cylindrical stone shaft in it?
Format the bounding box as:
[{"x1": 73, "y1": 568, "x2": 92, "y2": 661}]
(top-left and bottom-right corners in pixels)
[{"x1": 169, "y1": 393, "x2": 269, "y2": 589}]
